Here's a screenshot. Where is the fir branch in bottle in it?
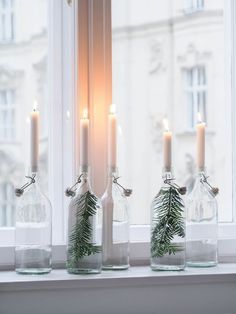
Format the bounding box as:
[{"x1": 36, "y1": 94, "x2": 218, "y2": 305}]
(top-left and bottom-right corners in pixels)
[
  {"x1": 151, "y1": 187, "x2": 185, "y2": 258},
  {"x1": 68, "y1": 191, "x2": 101, "y2": 267}
]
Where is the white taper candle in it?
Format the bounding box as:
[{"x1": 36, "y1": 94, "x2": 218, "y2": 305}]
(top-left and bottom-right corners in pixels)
[
  {"x1": 108, "y1": 104, "x2": 117, "y2": 170},
  {"x1": 80, "y1": 108, "x2": 89, "y2": 171},
  {"x1": 30, "y1": 101, "x2": 39, "y2": 173},
  {"x1": 163, "y1": 118, "x2": 172, "y2": 172},
  {"x1": 197, "y1": 112, "x2": 205, "y2": 171}
]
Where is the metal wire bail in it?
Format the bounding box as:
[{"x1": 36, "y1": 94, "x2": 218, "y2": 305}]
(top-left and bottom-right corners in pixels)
[
  {"x1": 113, "y1": 176, "x2": 132, "y2": 197},
  {"x1": 15, "y1": 174, "x2": 36, "y2": 197}
]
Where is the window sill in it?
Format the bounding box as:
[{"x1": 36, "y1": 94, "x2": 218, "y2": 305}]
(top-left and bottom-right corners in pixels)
[
  {"x1": 0, "y1": 264, "x2": 236, "y2": 292},
  {"x1": 1, "y1": 265, "x2": 236, "y2": 314}
]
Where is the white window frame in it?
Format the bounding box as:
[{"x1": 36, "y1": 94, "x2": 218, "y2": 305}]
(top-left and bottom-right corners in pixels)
[
  {"x1": 0, "y1": 0, "x2": 236, "y2": 269},
  {"x1": 0, "y1": 181, "x2": 15, "y2": 227},
  {"x1": 0, "y1": 89, "x2": 15, "y2": 141},
  {"x1": 0, "y1": 0, "x2": 14, "y2": 42},
  {"x1": 185, "y1": 0, "x2": 204, "y2": 14},
  {"x1": 185, "y1": 66, "x2": 207, "y2": 130}
]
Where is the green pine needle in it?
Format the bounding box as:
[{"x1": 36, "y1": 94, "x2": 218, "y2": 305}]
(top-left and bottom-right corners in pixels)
[
  {"x1": 67, "y1": 191, "x2": 101, "y2": 267},
  {"x1": 151, "y1": 187, "x2": 185, "y2": 258}
]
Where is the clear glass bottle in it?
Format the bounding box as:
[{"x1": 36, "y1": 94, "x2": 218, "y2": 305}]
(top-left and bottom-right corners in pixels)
[
  {"x1": 15, "y1": 173, "x2": 52, "y2": 274},
  {"x1": 101, "y1": 168, "x2": 129, "y2": 270},
  {"x1": 150, "y1": 170, "x2": 186, "y2": 271},
  {"x1": 186, "y1": 170, "x2": 218, "y2": 267},
  {"x1": 66, "y1": 169, "x2": 102, "y2": 274}
]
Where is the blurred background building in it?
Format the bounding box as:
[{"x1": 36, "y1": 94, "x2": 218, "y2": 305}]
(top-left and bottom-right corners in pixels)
[{"x1": 0, "y1": 0, "x2": 230, "y2": 226}]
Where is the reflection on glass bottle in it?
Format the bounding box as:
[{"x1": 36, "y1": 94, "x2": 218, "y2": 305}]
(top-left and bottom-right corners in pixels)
[
  {"x1": 102, "y1": 169, "x2": 130, "y2": 270},
  {"x1": 186, "y1": 171, "x2": 218, "y2": 267},
  {"x1": 150, "y1": 171, "x2": 186, "y2": 271},
  {"x1": 66, "y1": 170, "x2": 102, "y2": 274},
  {"x1": 15, "y1": 173, "x2": 52, "y2": 274}
]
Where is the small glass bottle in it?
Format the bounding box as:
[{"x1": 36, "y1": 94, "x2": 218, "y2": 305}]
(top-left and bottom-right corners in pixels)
[
  {"x1": 66, "y1": 168, "x2": 102, "y2": 274},
  {"x1": 15, "y1": 173, "x2": 52, "y2": 274},
  {"x1": 150, "y1": 170, "x2": 186, "y2": 271},
  {"x1": 186, "y1": 170, "x2": 218, "y2": 267},
  {"x1": 101, "y1": 168, "x2": 130, "y2": 270}
]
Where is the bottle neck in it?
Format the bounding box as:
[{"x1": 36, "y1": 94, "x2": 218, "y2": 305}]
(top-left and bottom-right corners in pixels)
[
  {"x1": 77, "y1": 170, "x2": 92, "y2": 193},
  {"x1": 106, "y1": 167, "x2": 119, "y2": 191},
  {"x1": 162, "y1": 170, "x2": 174, "y2": 189},
  {"x1": 197, "y1": 168, "x2": 207, "y2": 180}
]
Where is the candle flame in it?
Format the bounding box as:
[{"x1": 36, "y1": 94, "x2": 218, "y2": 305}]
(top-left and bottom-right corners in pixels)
[
  {"x1": 66, "y1": 110, "x2": 70, "y2": 119},
  {"x1": 110, "y1": 104, "x2": 116, "y2": 115},
  {"x1": 33, "y1": 100, "x2": 38, "y2": 111},
  {"x1": 197, "y1": 112, "x2": 202, "y2": 123},
  {"x1": 82, "y1": 108, "x2": 88, "y2": 119},
  {"x1": 163, "y1": 118, "x2": 169, "y2": 131}
]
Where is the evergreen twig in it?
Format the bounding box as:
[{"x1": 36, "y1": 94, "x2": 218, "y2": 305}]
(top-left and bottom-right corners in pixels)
[
  {"x1": 151, "y1": 187, "x2": 185, "y2": 258},
  {"x1": 67, "y1": 191, "x2": 101, "y2": 267}
]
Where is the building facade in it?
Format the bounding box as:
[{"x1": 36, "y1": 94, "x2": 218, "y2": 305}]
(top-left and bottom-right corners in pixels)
[{"x1": 0, "y1": 0, "x2": 230, "y2": 226}]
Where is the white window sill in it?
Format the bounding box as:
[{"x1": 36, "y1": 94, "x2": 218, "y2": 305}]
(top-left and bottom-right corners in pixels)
[
  {"x1": 1, "y1": 265, "x2": 236, "y2": 314},
  {"x1": 0, "y1": 264, "x2": 236, "y2": 292}
]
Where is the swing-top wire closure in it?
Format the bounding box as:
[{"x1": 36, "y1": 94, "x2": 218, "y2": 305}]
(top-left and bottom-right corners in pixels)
[
  {"x1": 200, "y1": 173, "x2": 219, "y2": 197},
  {"x1": 15, "y1": 174, "x2": 36, "y2": 197},
  {"x1": 113, "y1": 176, "x2": 132, "y2": 197},
  {"x1": 65, "y1": 174, "x2": 84, "y2": 197},
  {"x1": 163, "y1": 175, "x2": 187, "y2": 196}
]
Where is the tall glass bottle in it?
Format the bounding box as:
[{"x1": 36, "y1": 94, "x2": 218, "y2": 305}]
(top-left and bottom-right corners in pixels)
[
  {"x1": 186, "y1": 170, "x2": 218, "y2": 267},
  {"x1": 150, "y1": 170, "x2": 186, "y2": 271},
  {"x1": 66, "y1": 168, "x2": 102, "y2": 274},
  {"x1": 15, "y1": 173, "x2": 52, "y2": 274},
  {"x1": 101, "y1": 168, "x2": 130, "y2": 270}
]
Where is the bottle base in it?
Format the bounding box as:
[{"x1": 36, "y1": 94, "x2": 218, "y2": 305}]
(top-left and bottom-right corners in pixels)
[
  {"x1": 102, "y1": 264, "x2": 129, "y2": 271},
  {"x1": 186, "y1": 261, "x2": 217, "y2": 268},
  {"x1": 15, "y1": 268, "x2": 51, "y2": 275},
  {"x1": 67, "y1": 268, "x2": 101, "y2": 274},
  {"x1": 151, "y1": 264, "x2": 185, "y2": 271}
]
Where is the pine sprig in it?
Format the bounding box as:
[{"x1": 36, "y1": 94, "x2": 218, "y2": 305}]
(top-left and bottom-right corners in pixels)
[
  {"x1": 151, "y1": 187, "x2": 185, "y2": 258},
  {"x1": 67, "y1": 191, "x2": 101, "y2": 267}
]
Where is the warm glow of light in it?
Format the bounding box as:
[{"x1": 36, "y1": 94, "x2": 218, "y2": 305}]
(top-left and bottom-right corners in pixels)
[
  {"x1": 163, "y1": 118, "x2": 169, "y2": 131},
  {"x1": 33, "y1": 100, "x2": 38, "y2": 111},
  {"x1": 82, "y1": 108, "x2": 88, "y2": 119},
  {"x1": 110, "y1": 104, "x2": 116, "y2": 115},
  {"x1": 26, "y1": 116, "x2": 30, "y2": 124}
]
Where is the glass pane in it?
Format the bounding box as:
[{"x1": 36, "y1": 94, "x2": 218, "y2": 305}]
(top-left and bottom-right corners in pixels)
[
  {"x1": 112, "y1": 0, "x2": 231, "y2": 224},
  {"x1": 0, "y1": 0, "x2": 49, "y2": 226}
]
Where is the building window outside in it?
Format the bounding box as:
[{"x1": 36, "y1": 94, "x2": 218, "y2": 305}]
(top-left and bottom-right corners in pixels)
[
  {"x1": 0, "y1": 182, "x2": 15, "y2": 227},
  {"x1": 185, "y1": 66, "x2": 207, "y2": 129},
  {"x1": 0, "y1": 89, "x2": 15, "y2": 141},
  {"x1": 185, "y1": 0, "x2": 204, "y2": 14},
  {"x1": 0, "y1": 0, "x2": 14, "y2": 42}
]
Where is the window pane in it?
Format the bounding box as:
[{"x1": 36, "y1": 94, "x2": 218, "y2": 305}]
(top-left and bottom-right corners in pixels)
[
  {"x1": 112, "y1": 0, "x2": 231, "y2": 224},
  {"x1": 0, "y1": 0, "x2": 49, "y2": 226}
]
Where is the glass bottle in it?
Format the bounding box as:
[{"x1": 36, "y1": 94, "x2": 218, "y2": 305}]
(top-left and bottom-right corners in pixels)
[
  {"x1": 15, "y1": 173, "x2": 52, "y2": 274},
  {"x1": 186, "y1": 170, "x2": 218, "y2": 267},
  {"x1": 101, "y1": 168, "x2": 130, "y2": 270},
  {"x1": 150, "y1": 170, "x2": 186, "y2": 271},
  {"x1": 66, "y1": 169, "x2": 102, "y2": 274}
]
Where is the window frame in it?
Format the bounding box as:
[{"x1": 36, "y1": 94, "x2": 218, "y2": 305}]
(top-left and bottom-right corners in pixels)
[
  {"x1": 0, "y1": 0, "x2": 236, "y2": 269},
  {"x1": 0, "y1": 89, "x2": 15, "y2": 141},
  {"x1": 185, "y1": 66, "x2": 207, "y2": 130},
  {"x1": 0, "y1": 0, "x2": 15, "y2": 42},
  {"x1": 185, "y1": 0, "x2": 204, "y2": 14}
]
